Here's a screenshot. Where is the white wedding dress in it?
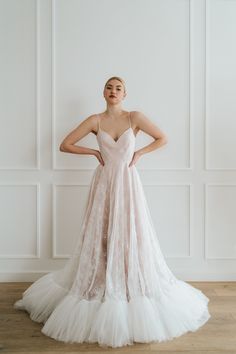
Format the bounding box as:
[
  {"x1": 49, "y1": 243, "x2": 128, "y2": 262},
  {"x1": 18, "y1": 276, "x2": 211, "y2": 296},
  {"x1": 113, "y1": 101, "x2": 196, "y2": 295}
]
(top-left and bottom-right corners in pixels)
[{"x1": 14, "y1": 112, "x2": 211, "y2": 348}]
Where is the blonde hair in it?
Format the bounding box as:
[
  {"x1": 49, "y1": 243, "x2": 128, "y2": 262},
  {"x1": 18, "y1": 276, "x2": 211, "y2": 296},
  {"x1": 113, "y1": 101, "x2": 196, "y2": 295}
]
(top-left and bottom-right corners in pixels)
[{"x1": 104, "y1": 76, "x2": 126, "y2": 94}]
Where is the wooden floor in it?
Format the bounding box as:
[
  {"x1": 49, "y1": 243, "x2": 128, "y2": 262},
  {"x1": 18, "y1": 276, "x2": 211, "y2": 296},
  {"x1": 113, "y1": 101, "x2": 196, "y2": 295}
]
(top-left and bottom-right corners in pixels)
[{"x1": 0, "y1": 281, "x2": 236, "y2": 354}]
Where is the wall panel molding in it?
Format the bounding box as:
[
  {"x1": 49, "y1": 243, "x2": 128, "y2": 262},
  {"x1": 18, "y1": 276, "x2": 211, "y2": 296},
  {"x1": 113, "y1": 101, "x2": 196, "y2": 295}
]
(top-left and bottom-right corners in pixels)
[
  {"x1": 0, "y1": 183, "x2": 40, "y2": 259},
  {"x1": 52, "y1": 0, "x2": 193, "y2": 171},
  {"x1": 0, "y1": 0, "x2": 40, "y2": 170},
  {"x1": 204, "y1": 183, "x2": 236, "y2": 260},
  {"x1": 205, "y1": 0, "x2": 236, "y2": 170}
]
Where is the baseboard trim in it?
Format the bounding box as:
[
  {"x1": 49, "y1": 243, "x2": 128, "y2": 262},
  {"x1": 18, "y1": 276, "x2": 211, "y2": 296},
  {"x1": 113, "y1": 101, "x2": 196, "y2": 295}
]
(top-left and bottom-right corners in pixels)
[{"x1": 0, "y1": 272, "x2": 49, "y2": 282}]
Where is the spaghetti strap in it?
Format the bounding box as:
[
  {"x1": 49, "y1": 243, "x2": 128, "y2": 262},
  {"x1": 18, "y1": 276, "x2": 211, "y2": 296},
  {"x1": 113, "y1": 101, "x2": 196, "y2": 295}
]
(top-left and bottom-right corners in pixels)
[
  {"x1": 129, "y1": 111, "x2": 131, "y2": 128},
  {"x1": 97, "y1": 114, "x2": 100, "y2": 131}
]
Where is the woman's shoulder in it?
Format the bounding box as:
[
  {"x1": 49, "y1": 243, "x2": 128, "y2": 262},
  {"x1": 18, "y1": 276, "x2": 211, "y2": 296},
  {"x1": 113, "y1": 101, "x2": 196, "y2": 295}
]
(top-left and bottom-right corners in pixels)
[
  {"x1": 130, "y1": 110, "x2": 142, "y2": 117},
  {"x1": 130, "y1": 110, "x2": 147, "y2": 123},
  {"x1": 76, "y1": 114, "x2": 100, "y2": 136}
]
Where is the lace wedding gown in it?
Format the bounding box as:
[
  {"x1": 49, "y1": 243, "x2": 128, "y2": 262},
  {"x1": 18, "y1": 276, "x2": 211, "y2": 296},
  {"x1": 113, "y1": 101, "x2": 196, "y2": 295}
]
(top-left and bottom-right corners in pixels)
[{"x1": 14, "y1": 112, "x2": 211, "y2": 348}]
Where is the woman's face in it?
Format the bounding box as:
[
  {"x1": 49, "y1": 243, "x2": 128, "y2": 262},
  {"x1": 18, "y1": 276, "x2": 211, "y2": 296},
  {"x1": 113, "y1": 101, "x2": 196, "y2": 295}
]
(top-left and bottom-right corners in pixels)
[{"x1": 103, "y1": 79, "x2": 126, "y2": 103}]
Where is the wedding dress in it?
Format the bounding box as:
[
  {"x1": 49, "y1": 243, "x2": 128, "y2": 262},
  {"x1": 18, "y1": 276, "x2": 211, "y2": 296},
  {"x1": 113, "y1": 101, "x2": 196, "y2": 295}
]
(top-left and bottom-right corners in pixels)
[{"x1": 14, "y1": 112, "x2": 211, "y2": 348}]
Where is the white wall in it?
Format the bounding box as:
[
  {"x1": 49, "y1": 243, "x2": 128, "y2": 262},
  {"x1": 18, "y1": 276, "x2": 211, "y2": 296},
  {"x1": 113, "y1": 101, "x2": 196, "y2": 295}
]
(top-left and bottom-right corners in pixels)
[{"x1": 0, "y1": 0, "x2": 236, "y2": 281}]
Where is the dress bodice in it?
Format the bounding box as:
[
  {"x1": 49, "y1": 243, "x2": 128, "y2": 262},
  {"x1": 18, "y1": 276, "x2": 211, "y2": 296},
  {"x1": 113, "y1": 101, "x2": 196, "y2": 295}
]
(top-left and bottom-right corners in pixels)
[{"x1": 96, "y1": 113, "x2": 136, "y2": 166}]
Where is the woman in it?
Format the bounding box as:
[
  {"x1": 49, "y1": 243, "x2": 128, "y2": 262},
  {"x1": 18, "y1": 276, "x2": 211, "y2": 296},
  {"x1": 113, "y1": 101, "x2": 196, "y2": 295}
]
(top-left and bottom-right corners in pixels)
[{"x1": 14, "y1": 76, "x2": 211, "y2": 348}]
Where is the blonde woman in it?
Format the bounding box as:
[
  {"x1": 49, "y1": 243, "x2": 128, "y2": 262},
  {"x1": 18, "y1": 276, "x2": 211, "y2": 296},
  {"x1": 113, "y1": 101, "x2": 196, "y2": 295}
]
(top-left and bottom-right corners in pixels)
[{"x1": 14, "y1": 76, "x2": 211, "y2": 348}]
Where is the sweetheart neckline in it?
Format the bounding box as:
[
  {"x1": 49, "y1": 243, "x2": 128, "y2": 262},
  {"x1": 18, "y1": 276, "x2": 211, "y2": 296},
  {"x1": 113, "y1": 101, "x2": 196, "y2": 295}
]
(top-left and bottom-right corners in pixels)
[{"x1": 97, "y1": 127, "x2": 135, "y2": 143}]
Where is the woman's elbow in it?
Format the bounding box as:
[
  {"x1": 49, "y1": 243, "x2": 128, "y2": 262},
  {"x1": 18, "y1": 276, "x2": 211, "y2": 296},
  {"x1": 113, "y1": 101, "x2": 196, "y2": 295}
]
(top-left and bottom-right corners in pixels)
[
  {"x1": 59, "y1": 143, "x2": 67, "y2": 152},
  {"x1": 161, "y1": 134, "x2": 168, "y2": 144},
  {"x1": 158, "y1": 135, "x2": 168, "y2": 145}
]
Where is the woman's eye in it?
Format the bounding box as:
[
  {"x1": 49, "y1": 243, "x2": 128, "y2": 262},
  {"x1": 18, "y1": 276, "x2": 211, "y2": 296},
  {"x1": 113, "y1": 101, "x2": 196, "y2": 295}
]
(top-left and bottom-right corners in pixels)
[{"x1": 107, "y1": 87, "x2": 121, "y2": 90}]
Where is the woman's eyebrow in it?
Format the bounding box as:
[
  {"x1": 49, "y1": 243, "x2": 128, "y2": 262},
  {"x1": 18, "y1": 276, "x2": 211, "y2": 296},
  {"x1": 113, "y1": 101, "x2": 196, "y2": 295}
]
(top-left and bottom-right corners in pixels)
[{"x1": 107, "y1": 84, "x2": 122, "y2": 87}]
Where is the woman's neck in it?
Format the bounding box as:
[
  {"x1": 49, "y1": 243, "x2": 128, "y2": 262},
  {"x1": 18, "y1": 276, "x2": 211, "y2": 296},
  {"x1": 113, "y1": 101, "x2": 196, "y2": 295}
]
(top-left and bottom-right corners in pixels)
[{"x1": 105, "y1": 103, "x2": 124, "y2": 116}]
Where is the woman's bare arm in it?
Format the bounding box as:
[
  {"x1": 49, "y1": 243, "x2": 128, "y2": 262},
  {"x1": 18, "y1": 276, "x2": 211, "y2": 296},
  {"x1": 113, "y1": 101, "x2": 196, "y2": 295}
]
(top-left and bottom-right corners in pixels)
[
  {"x1": 59, "y1": 115, "x2": 98, "y2": 156},
  {"x1": 133, "y1": 111, "x2": 168, "y2": 156}
]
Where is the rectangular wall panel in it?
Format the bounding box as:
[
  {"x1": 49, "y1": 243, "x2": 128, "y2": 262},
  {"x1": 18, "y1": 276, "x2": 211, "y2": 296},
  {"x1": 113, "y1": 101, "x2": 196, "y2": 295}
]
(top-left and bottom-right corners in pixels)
[
  {"x1": 53, "y1": 0, "x2": 192, "y2": 170},
  {"x1": 205, "y1": 0, "x2": 236, "y2": 169},
  {"x1": 205, "y1": 184, "x2": 236, "y2": 259},
  {"x1": 0, "y1": 184, "x2": 39, "y2": 258},
  {"x1": 0, "y1": 0, "x2": 39, "y2": 169}
]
